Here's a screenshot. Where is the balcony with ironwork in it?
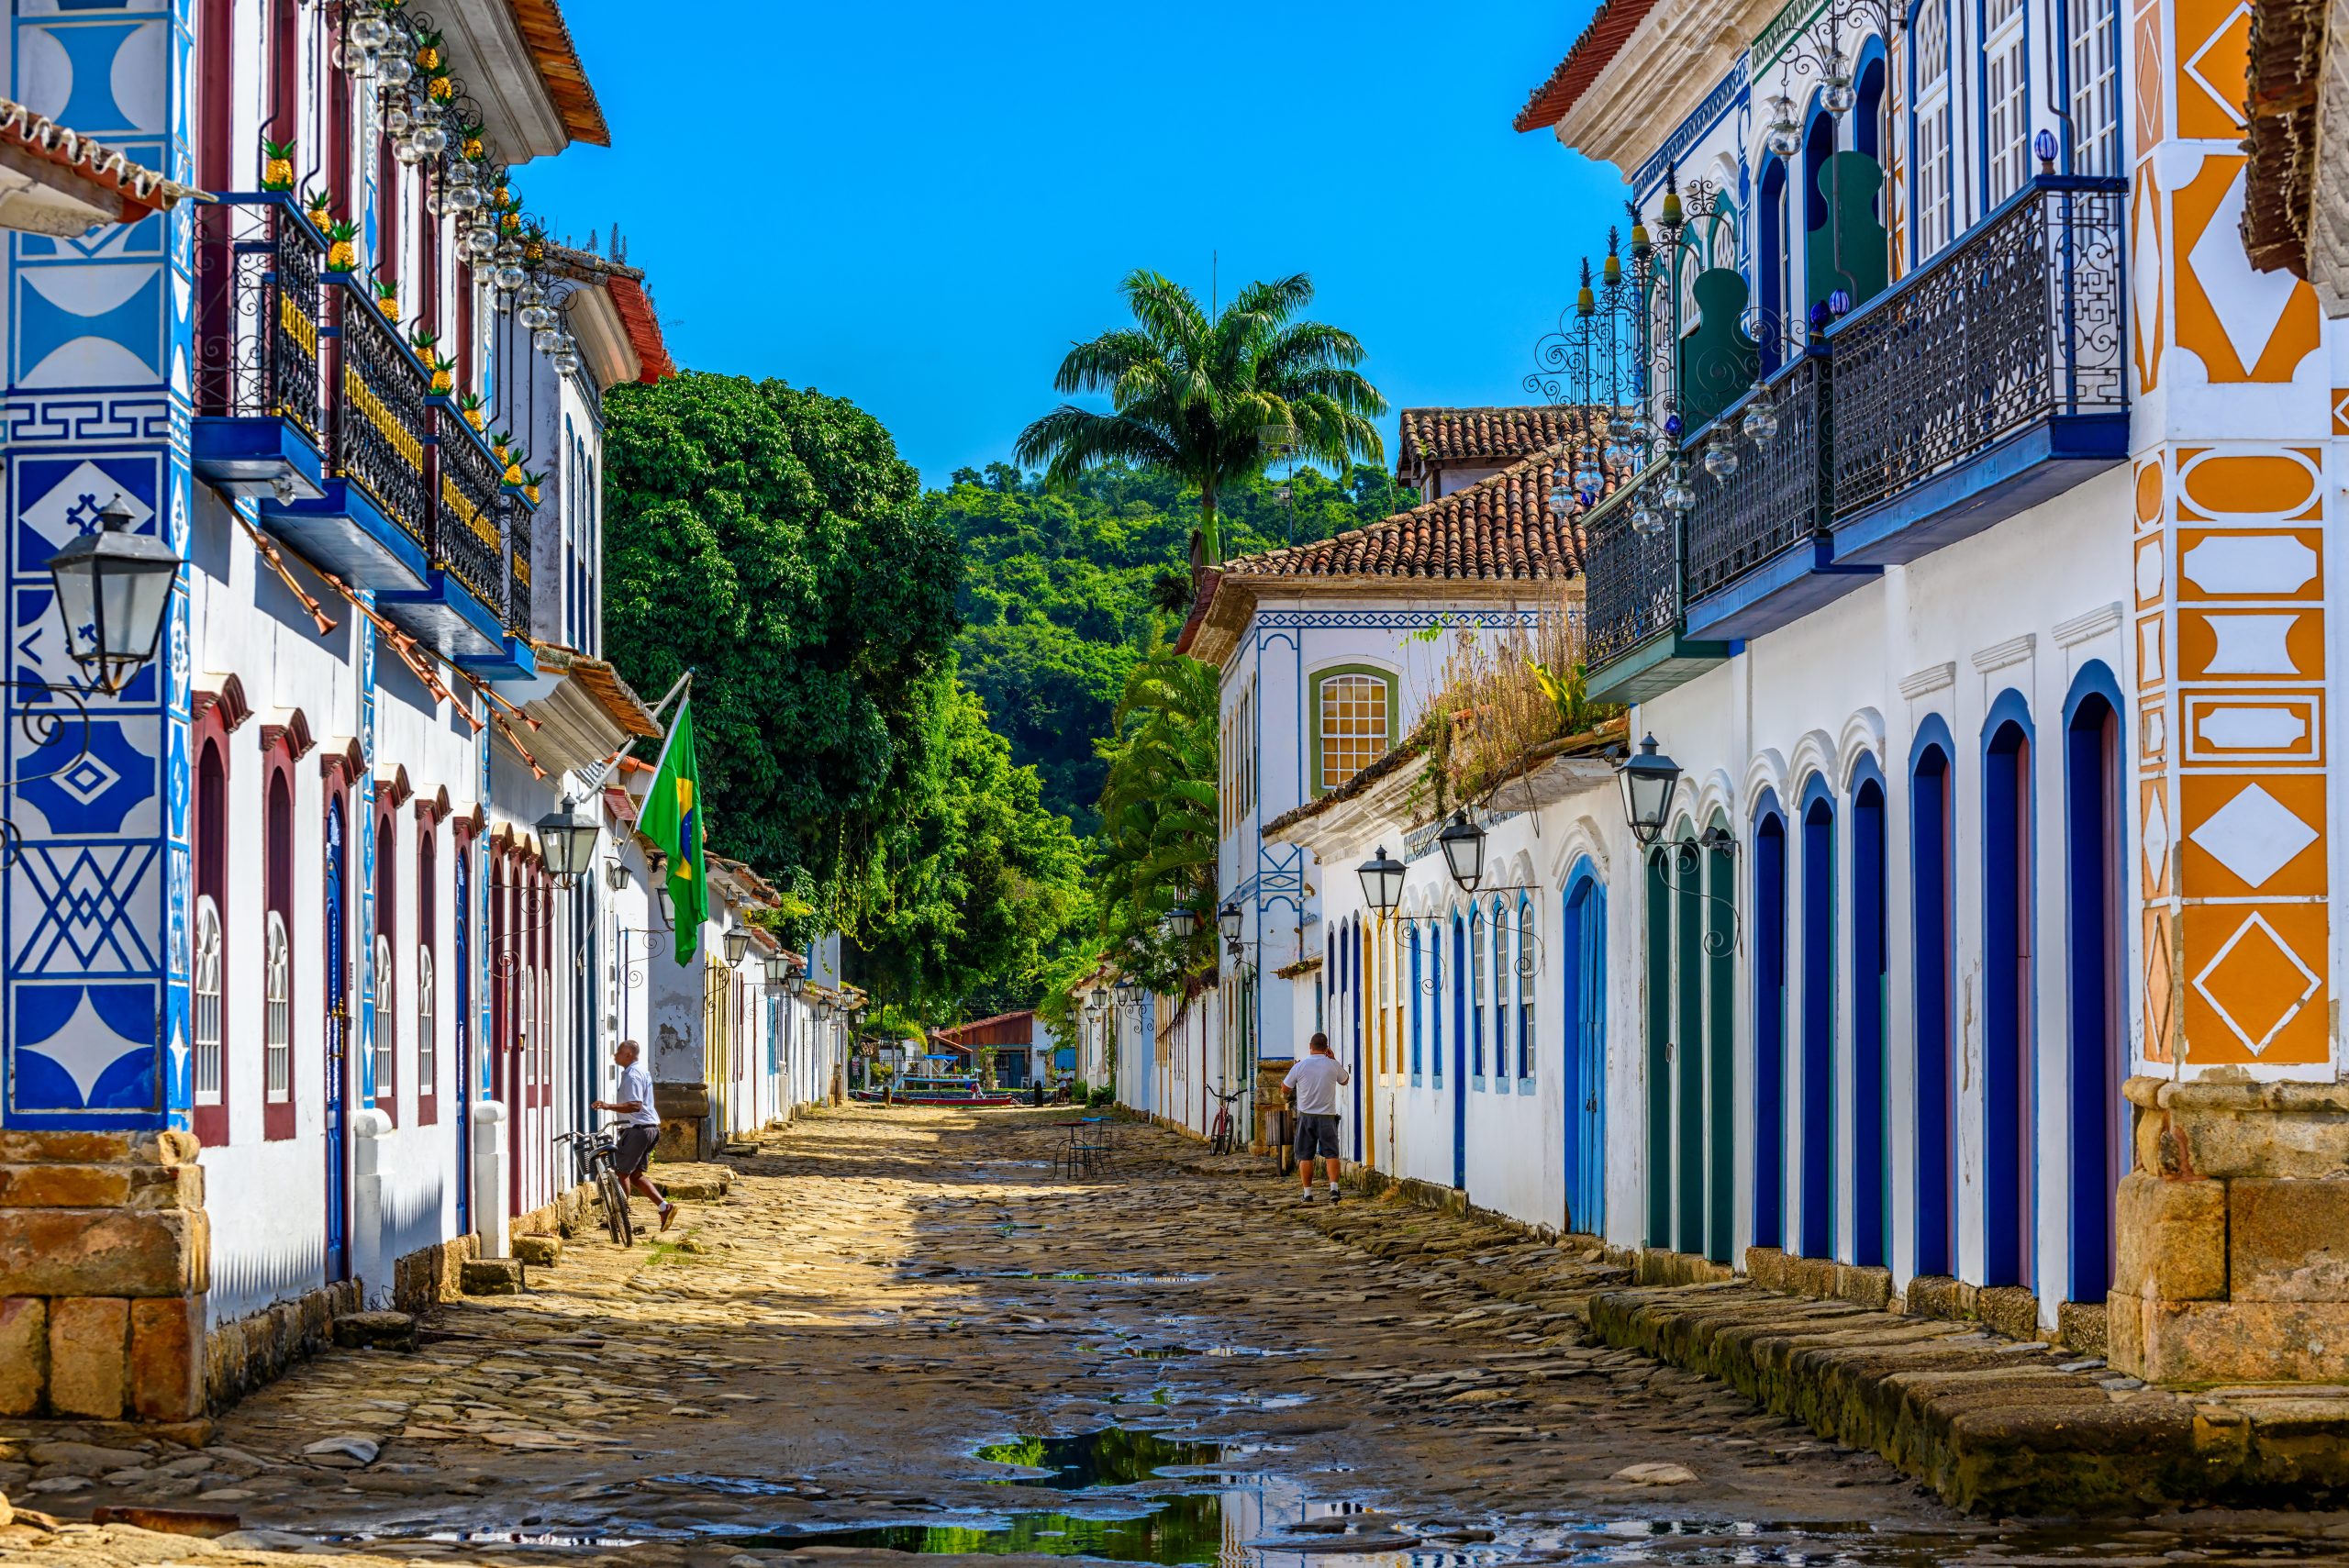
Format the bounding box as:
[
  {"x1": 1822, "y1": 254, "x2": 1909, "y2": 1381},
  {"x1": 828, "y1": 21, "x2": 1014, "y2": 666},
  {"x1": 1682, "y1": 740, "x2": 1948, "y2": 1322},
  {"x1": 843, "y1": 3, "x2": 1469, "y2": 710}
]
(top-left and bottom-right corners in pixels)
[
  {"x1": 1825, "y1": 176, "x2": 2127, "y2": 564},
  {"x1": 1581, "y1": 462, "x2": 1730, "y2": 705},
  {"x1": 253, "y1": 269, "x2": 435, "y2": 593},
  {"x1": 378, "y1": 405, "x2": 509, "y2": 663},
  {"x1": 193, "y1": 194, "x2": 330, "y2": 505},
  {"x1": 1682, "y1": 350, "x2": 1876, "y2": 640}
]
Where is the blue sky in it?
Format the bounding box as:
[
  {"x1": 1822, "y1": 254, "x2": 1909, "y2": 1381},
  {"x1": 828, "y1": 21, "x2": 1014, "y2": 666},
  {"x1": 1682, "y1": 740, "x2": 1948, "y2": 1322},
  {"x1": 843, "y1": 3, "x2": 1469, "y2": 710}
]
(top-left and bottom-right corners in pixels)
[{"x1": 521, "y1": 2, "x2": 1624, "y2": 487}]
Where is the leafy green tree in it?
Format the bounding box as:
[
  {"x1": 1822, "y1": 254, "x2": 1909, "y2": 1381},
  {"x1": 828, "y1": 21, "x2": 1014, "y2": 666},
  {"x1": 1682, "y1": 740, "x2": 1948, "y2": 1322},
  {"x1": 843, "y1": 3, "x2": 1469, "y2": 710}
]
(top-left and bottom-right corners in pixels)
[
  {"x1": 941, "y1": 461, "x2": 1407, "y2": 829},
  {"x1": 601, "y1": 371, "x2": 958, "y2": 916},
  {"x1": 1085, "y1": 635, "x2": 1220, "y2": 995},
  {"x1": 843, "y1": 672, "x2": 1086, "y2": 1023},
  {"x1": 1014, "y1": 271, "x2": 1387, "y2": 566}
]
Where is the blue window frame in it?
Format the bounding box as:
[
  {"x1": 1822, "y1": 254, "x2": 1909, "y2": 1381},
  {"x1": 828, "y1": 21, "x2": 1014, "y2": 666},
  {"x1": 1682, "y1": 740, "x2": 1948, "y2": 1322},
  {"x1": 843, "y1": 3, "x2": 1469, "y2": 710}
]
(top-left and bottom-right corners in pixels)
[
  {"x1": 1851, "y1": 761, "x2": 1890, "y2": 1270},
  {"x1": 1409, "y1": 925, "x2": 1425, "y2": 1083},
  {"x1": 1562, "y1": 865, "x2": 1607, "y2": 1237},
  {"x1": 1429, "y1": 917, "x2": 1443, "y2": 1087},
  {"x1": 1489, "y1": 896, "x2": 1509, "y2": 1086},
  {"x1": 2064, "y1": 662, "x2": 2125, "y2": 1305},
  {"x1": 1516, "y1": 893, "x2": 1536, "y2": 1084}
]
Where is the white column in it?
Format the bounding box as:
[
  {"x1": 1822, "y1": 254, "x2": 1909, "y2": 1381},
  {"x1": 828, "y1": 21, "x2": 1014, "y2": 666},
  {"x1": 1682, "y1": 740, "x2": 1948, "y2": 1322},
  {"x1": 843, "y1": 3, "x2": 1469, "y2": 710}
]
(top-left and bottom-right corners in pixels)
[
  {"x1": 350, "y1": 1108, "x2": 394, "y2": 1307},
  {"x1": 470, "y1": 1100, "x2": 509, "y2": 1259}
]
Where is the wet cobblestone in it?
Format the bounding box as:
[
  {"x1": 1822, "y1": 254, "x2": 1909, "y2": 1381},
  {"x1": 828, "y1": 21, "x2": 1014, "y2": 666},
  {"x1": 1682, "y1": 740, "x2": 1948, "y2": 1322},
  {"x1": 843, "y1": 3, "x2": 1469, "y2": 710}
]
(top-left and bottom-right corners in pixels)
[{"x1": 6, "y1": 1108, "x2": 2349, "y2": 1565}]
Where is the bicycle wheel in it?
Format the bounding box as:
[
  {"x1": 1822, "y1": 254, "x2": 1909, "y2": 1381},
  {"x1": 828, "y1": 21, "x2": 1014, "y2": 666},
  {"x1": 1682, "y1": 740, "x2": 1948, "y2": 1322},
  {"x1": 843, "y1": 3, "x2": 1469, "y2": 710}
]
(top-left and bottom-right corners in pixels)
[{"x1": 600, "y1": 1169, "x2": 634, "y2": 1246}]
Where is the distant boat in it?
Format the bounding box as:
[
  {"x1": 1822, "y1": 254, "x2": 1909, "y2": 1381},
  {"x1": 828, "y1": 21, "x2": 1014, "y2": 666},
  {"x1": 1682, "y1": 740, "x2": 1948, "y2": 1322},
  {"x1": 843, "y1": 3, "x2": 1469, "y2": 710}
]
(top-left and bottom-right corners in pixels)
[{"x1": 852, "y1": 1072, "x2": 1023, "y2": 1106}]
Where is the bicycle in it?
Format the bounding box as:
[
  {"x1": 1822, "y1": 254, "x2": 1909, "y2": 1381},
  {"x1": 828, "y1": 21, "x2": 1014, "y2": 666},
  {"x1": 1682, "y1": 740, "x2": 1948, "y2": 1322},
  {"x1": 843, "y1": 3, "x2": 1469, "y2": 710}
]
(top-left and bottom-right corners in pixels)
[
  {"x1": 554, "y1": 1129, "x2": 635, "y2": 1246},
  {"x1": 1208, "y1": 1082, "x2": 1247, "y2": 1156}
]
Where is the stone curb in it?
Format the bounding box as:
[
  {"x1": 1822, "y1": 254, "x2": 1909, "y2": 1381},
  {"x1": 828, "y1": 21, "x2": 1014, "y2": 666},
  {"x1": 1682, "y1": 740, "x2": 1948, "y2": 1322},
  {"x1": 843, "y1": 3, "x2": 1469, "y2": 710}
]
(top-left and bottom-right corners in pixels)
[{"x1": 1584, "y1": 1282, "x2": 2349, "y2": 1514}]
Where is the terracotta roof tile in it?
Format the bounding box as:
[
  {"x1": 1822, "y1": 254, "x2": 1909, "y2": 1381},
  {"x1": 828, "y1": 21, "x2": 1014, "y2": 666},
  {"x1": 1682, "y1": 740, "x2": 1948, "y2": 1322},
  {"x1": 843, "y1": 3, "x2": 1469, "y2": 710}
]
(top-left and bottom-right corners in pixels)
[
  {"x1": 1397, "y1": 406, "x2": 1595, "y2": 485},
  {"x1": 603, "y1": 272, "x2": 674, "y2": 383},
  {"x1": 2243, "y1": 0, "x2": 2324, "y2": 275},
  {"x1": 1513, "y1": 0, "x2": 1662, "y2": 135},
  {"x1": 506, "y1": 0, "x2": 609, "y2": 148},
  {"x1": 1220, "y1": 444, "x2": 1588, "y2": 584},
  {"x1": 0, "y1": 97, "x2": 203, "y2": 221}
]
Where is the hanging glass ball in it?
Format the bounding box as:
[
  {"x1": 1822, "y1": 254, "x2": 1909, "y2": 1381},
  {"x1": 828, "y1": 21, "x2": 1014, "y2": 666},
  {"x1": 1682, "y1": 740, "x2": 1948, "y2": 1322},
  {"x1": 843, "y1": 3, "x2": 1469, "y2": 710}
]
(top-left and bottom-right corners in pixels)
[
  {"x1": 351, "y1": 14, "x2": 394, "y2": 52},
  {"x1": 393, "y1": 136, "x2": 425, "y2": 166},
  {"x1": 1823, "y1": 72, "x2": 1857, "y2": 116},
  {"x1": 1742, "y1": 404, "x2": 1779, "y2": 445},
  {"x1": 1702, "y1": 445, "x2": 1738, "y2": 479},
  {"x1": 1547, "y1": 481, "x2": 1574, "y2": 515},
  {"x1": 379, "y1": 54, "x2": 415, "y2": 89},
  {"x1": 1631, "y1": 506, "x2": 1664, "y2": 536},
  {"x1": 468, "y1": 222, "x2": 500, "y2": 256},
  {"x1": 415, "y1": 124, "x2": 449, "y2": 157},
  {"x1": 385, "y1": 104, "x2": 412, "y2": 137},
  {"x1": 534, "y1": 326, "x2": 563, "y2": 356},
  {"x1": 1573, "y1": 461, "x2": 1602, "y2": 493},
  {"x1": 519, "y1": 301, "x2": 555, "y2": 332},
  {"x1": 551, "y1": 339, "x2": 582, "y2": 376},
  {"x1": 494, "y1": 262, "x2": 529, "y2": 294},
  {"x1": 446, "y1": 181, "x2": 483, "y2": 213}
]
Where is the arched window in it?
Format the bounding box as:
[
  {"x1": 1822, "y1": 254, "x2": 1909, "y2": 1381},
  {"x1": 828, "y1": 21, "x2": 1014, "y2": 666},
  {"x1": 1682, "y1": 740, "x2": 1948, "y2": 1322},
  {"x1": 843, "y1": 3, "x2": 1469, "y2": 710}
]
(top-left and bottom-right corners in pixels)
[
  {"x1": 1469, "y1": 905, "x2": 1487, "y2": 1082},
  {"x1": 2065, "y1": 674, "x2": 2124, "y2": 1304},
  {"x1": 1758, "y1": 158, "x2": 1789, "y2": 374},
  {"x1": 1515, "y1": 894, "x2": 1536, "y2": 1082},
  {"x1": 1488, "y1": 898, "x2": 1508, "y2": 1083},
  {"x1": 1311, "y1": 667, "x2": 1397, "y2": 795},
  {"x1": 417, "y1": 828, "x2": 438, "y2": 1119},
  {"x1": 1428, "y1": 914, "x2": 1443, "y2": 1089},
  {"x1": 373, "y1": 934, "x2": 395, "y2": 1112},
  {"x1": 1409, "y1": 925, "x2": 1424, "y2": 1081},
  {"x1": 1852, "y1": 768, "x2": 1890, "y2": 1269},
  {"x1": 262, "y1": 766, "x2": 296, "y2": 1140},
  {"x1": 192, "y1": 734, "x2": 229, "y2": 1145},
  {"x1": 193, "y1": 897, "x2": 224, "y2": 1114},
  {"x1": 417, "y1": 945, "x2": 437, "y2": 1105},
  {"x1": 264, "y1": 912, "x2": 292, "y2": 1107},
  {"x1": 1799, "y1": 781, "x2": 1837, "y2": 1260}
]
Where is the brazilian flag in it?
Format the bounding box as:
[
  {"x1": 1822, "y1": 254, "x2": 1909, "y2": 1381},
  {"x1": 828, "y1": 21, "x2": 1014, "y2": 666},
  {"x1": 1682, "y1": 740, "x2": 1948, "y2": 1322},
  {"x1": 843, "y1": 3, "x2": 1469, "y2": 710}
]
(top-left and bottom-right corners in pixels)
[{"x1": 640, "y1": 695, "x2": 707, "y2": 962}]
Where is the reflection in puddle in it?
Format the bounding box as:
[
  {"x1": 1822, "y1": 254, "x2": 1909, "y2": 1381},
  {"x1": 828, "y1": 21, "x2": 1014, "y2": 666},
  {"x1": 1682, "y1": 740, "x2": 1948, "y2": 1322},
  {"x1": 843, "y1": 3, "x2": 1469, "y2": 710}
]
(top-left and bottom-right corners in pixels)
[{"x1": 979, "y1": 1428, "x2": 1224, "y2": 1488}]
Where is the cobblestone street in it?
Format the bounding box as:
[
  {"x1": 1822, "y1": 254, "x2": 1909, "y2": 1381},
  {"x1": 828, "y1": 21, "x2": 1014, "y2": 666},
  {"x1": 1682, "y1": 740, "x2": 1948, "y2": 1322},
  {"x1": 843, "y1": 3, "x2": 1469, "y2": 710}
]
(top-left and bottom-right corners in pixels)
[{"x1": 8, "y1": 1108, "x2": 2349, "y2": 1566}]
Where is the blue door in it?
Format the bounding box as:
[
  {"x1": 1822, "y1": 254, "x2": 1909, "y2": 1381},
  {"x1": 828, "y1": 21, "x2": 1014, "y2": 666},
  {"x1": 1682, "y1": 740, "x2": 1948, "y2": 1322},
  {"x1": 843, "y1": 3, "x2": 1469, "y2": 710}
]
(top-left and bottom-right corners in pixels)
[
  {"x1": 1451, "y1": 915, "x2": 1467, "y2": 1190},
  {"x1": 323, "y1": 797, "x2": 350, "y2": 1283},
  {"x1": 1563, "y1": 872, "x2": 1607, "y2": 1236},
  {"x1": 453, "y1": 850, "x2": 471, "y2": 1236}
]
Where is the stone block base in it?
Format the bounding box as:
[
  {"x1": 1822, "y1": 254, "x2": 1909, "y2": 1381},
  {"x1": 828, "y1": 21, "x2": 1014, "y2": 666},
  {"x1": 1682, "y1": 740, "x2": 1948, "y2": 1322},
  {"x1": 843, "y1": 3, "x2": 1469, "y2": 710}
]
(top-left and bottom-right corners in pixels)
[
  {"x1": 462, "y1": 1258, "x2": 526, "y2": 1295},
  {"x1": 204, "y1": 1280, "x2": 360, "y2": 1409},
  {"x1": 389, "y1": 1234, "x2": 477, "y2": 1315},
  {"x1": 2112, "y1": 1076, "x2": 2349, "y2": 1385},
  {"x1": 652, "y1": 1081, "x2": 711, "y2": 1162},
  {"x1": 0, "y1": 1132, "x2": 209, "y2": 1420},
  {"x1": 511, "y1": 1234, "x2": 562, "y2": 1267},
  {"x1": 331, "y1": 1310, "x2": 419, "y2": 1351}
]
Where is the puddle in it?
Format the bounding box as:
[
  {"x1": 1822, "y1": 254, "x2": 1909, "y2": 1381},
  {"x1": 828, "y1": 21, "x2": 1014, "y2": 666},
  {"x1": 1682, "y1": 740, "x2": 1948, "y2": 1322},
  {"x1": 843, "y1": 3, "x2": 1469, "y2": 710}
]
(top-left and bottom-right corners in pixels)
[
  {"x1": 644, "y1": 1473, "x2": 801, "y2": 1496},
  {"x1": 337, "y1": 1529, "x2": 646, "y2": 1549},
  {"x1": 978, "y1": 1428, "x2": 1223, "y2": 1488},
  {"x1": 743, "y1": 1496, "x2": 1226, "y2": 1563}
]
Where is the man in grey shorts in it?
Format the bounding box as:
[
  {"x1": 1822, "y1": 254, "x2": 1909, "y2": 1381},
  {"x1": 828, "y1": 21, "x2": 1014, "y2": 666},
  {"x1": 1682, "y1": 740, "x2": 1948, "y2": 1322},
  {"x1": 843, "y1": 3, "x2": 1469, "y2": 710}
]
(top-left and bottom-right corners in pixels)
[
  {"x1": 591, "y1": 1040, "x2": 678, "y2": 1232},
  {"x1": 1283, "y1": 1031, "x2": 1352, "y2": 1203}
]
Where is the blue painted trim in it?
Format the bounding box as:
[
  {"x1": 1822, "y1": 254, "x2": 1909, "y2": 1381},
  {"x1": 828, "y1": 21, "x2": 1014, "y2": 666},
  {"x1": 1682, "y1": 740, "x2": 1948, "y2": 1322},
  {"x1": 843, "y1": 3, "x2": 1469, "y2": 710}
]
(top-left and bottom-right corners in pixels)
[
  {"x1": 1827, "y1": 417, "x2": 2129, "y2": 566},
  {"x1": 1797, "y1": 779, "x2": 1837, "y2": 1260},
  {"x1": 1980, "y1": 687, "x2": 2038, "y2": 1289},
  {"x1": 1750, "y1": 797, "x2": 1788, "y2": 1250},
  {"x1": 2061, "y1": 662, "x2": 2125, "y2": 1304},
  {"x1": 1909, "y1": 725, "x2": 1956, "y2": 1278},
  {"x1": 1849, "y1": 762, "x2": 1890, "y2": 1269},
  {"x1": 191, "y1": 416, "x2": 327, "y2": 497},
  {"x1": 261, "y1": 479, "x2": 430, "y2": 591},
  {"x1": 2062, "y1": 657, "x2": 2124, "y2": 729},
  {"x1": 1684, "y1": 532, "x2": 1880, "y2": 642}
]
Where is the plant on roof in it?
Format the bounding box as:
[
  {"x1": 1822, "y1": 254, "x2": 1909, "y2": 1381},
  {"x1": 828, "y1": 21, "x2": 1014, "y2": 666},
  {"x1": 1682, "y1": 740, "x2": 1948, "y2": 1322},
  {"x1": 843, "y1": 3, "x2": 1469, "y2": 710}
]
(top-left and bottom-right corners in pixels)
[
  {"x1": 1015, "y1": 269, "x2": 1386, "y2": 568},
  {"x1": 1406, "y1": 596, "x2": 1622, "y2": 819}
]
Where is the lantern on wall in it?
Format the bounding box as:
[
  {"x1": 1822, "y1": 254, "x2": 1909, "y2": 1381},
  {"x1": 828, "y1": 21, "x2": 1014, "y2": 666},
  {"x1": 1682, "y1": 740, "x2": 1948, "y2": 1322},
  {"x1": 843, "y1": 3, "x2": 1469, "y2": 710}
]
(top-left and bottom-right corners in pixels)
[
  {"x1": 47, "y1": 497, "x2": 178, "y2": 696},
  {"x1": 1437, "y1": 813, "x2": 1486, "y2": 894},
  {"x1": 1618, "y1": 734, "x2": 1682, "y2": 848},
  {"x1": 1355, "y1": 846, "x2": 1406, "y2": 913}
]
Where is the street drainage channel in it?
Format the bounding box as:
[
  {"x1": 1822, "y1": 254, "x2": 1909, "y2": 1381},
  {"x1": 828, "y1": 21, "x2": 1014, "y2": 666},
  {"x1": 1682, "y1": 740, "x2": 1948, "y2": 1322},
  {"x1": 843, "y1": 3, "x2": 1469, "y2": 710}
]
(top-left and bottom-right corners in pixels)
[{"x1": 726, "y1": 1426, "x2": 1486, "y2": 1564}]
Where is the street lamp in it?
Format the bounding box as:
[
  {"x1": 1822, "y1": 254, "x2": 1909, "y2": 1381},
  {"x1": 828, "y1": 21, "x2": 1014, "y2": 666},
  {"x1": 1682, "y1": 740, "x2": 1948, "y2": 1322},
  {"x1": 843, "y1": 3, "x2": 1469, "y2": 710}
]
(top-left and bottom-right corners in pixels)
[
  {"x1": 605, "y1": 859, "x2": 630, "y2": 893},
  {"x1": 723, "y1": 928, "x2": 752, "y2": 964},
  {"x1": 1618, "y1": 734, "x2": 1682, "y2": 848},
  {"x1": 47, "y1": 497, "x2": 178, "y2": 696},
  {"x1": 763, "y1": 953, "x2": 790, "y2": 985},
  {"x1": 1217, "y1": 900, "x2": 1244, "y2": 946},
  {"x1": 535, "y1": 795, "x2": 600, "y2": 889},
  {"x1": 786, "y1": 972, "x2": 806, "y2": 997},
  {"x1": 1437, "y1": 812, "x2": 1486, "y2": 893},
  {"x1": 649, "y1": 856, "x2": 674, "y2": 929},
  {"x1": 1356, "y1": 846, "x2": 1406, "y2": 913},
  {"x1": 1165, "y1": 904, "x2": 1199, "y2": 940}
]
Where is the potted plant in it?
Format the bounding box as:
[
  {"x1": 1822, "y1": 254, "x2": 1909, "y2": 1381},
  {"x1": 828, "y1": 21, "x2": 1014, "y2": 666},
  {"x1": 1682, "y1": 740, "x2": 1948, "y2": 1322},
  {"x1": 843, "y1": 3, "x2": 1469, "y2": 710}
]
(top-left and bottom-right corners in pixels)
[
  {"x1": 262, "y1": 139, "x2": 295, "y2": 193},
  {"x1": 325, "y1": 219, "x2": 358, "y2": 273},
  {"x1": 457, "y1": 392, "x2": 485, "y2": 430}
]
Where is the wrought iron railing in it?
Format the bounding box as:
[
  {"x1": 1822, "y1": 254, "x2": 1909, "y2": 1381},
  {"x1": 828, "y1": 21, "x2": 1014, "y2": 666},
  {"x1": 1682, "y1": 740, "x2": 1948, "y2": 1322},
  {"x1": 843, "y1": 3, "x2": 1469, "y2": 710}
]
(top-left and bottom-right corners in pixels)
[
  {"x1": 193, "y1": 195, "x2": 326, "y2": 443},
  {"x1": 1827, "y1": 176, "x2": 2125, "y2": 527},
  {"x1": 1582, "y1": 462, "x2": 1679, "y2": 669},
  {"x1": 432, "y1": 405, "x2": 506, "y2": 615},
  {"x1": 329, "y1": 275, "x2": 431, "y2": 549},
  {"x1": 506, "y1": 509, "x2": 533, "y2": 636},
  {"x1": 1685, "y1": 352, "x2": 1827, "y2": 601}
]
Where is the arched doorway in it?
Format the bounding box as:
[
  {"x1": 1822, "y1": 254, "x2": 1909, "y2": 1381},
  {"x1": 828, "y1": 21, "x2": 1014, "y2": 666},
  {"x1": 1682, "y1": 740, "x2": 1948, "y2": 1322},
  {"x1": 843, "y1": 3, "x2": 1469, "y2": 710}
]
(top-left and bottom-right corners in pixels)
[
  {"x1": 1562, "y1": 865, "x2": 1606, "y2": 1236},
  {"x1": 2065, "y1": 670, "x2": 2124, "y2": 1305},
  {"x1": 1983, "y1": 695, "x2": 2036, "y2": 1288}
]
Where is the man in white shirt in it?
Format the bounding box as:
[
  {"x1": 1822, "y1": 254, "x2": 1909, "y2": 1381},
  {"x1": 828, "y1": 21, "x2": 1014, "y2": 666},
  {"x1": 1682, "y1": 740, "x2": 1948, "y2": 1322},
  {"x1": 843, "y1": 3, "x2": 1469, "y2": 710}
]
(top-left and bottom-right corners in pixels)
[
  {"x1": 1282, "y1": 1032, "x2": 1352, "y2": 1203},
  {"x1": 591, "y1": 1040, "x2": 677, "y2": 1232}
]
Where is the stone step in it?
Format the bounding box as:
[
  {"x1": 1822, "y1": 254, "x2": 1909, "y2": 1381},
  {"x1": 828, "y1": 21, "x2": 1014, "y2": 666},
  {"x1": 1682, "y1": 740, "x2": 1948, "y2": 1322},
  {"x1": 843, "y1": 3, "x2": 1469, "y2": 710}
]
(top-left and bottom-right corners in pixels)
[
  {"x1": 511, "y1": 1234, "x2": 562, "y2": 1267},
  {"x1": 328, "y1": 1311, "x2": 417, "y2": 1351},
  {"x1": 460, "y1": 1258, "x2": 526, "y2": 1296}
]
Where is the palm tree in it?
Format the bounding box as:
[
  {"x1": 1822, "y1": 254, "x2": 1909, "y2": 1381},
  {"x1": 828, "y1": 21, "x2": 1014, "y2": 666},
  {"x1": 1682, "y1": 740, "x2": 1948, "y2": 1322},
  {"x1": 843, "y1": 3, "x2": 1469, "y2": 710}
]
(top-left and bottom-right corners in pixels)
[
  {"x1": 1017, "y1": 270, "x2": 1386, "y2": 567},
  {"x1": 1091, "y1": 635, "x2": 1219, "y2": 995}
]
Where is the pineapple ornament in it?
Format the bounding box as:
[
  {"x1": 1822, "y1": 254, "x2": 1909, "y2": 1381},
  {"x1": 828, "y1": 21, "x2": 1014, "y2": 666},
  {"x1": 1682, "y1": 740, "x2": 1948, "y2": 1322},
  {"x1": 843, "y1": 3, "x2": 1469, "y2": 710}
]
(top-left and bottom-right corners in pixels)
[
  {"x1": 429, "y1": 353, "x2": 455, "y2": 397},
  {"x1": 372, "y1": 276, "x2": 399, "y2": 321},
  {"x1": 262, "y1": 139, "x2": 295, "y2": 193},
  {"x1": 326, "y1": 220, "x2": 358, "y2": 272},
  {"x1": 457, "y1": 392, "x2": 485, "y2": 431},
  {"x1": 523, "y1": 471, "x2": 545, "y2": 506}
]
